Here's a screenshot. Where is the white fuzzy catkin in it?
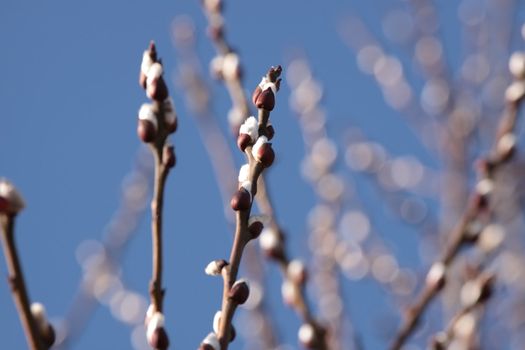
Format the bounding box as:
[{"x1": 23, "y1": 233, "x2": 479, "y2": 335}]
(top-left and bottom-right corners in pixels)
[
  {"x1": 141, "y1": 51, "x2": 155, "y2": 75},
  {"x1": 205, "y1": 260, "x2": 222, "y2": 276},
  {"x1": 426, "y1": 262, "x2": 446, "y2": 286},
  {"x1": 251, "y1": 136, "x2": 269, "y2": 160},
  {"x1": 146, "y1": 311, "x2": 165, "y2": 340},
  {"x1": 146, "y1": 62, "x2": 163, "y2": 86},
  {"x1": 238, "y1": 164, "x2": 250, "y2": 183},
  {"x1": 239, "y1": 116, "x2": 258, "y2": 142},
  {"x1": 287, "y1": 260, "x2": 306, "y2": 283},
  {"x1": 509, "y1": 52, "x2": 525, "y2": 79},
  {"x1": 145, "y1": 304, "x2": 155, "y2": 326},
  {"x1": 258, "y1": 76, "x2": 277, "y2": 94},
  {"x1": 163, "y1": 97, "x2": 177, "y2": 125},
  {"x1": 240, "y1": 181, "x2": 252, "y2": 195},
  {"x1": 30, "y1": 302, "x2": 48, "y2": 332},
  {"x1": 259, "y1": 228, "x2": 280, "y2": 252},
  {"x1": 138, "y1": 104, "x2": 158, "y2": 128},
  {"x1": 298, "y1": 323, "x2": 315, "y2": 345},
  {"x1": 202, "y1": 332, "x2": 220, "y2": 350},
  {"x1": 212, "y1": 311, "x2": 222, "y2": 334},
  {"x1": 222, "y1": 53, "x2": 240, "y2": 81}
]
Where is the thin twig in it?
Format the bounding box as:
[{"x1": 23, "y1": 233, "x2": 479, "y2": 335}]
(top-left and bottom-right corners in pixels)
[
  {"x1": 149, "y1": 143, "x2": 171, "y2": 312},
  {"x1": 0, "y1": 214, "x2": 44, "y2": 350}
]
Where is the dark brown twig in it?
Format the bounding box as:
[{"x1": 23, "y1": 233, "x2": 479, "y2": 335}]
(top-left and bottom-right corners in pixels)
[{"x1": 0, "y1": 214, "x2": 44, "y2": 350}]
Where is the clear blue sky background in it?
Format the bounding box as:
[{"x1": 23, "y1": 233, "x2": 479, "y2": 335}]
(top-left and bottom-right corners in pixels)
[{"x1": 1, "y1": 1, "x2": 524, "y2": 349}]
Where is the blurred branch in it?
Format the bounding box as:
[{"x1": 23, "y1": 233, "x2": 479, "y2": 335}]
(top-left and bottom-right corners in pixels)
[
  {"x1": 390, "y1": 52, "x2": 525, "y2": 349},
  {"x1": 56, "y1": 149, "x2": 153, "y2": 349}
]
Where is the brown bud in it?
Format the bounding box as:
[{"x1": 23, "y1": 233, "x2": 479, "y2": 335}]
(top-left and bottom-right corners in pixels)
[
  {"x1": 207, "y1": 24, "x2": 223, "y2": 41},
  {"x1": 471, "y1": 192, "x2": 489, "y2": 212},
  {"x1": 251, "y1": 85, "x2": 262, "y2": 106},
  {"x1": 137, "y1": 119, "x2": 157, "y2": 143},
  {"x1": 0, "y1": 197, "x2": 9, "y2": 213},
  {"x1": 475, "y1": 158, "x2": 495, "y2": 177},
  {"x1": 42, "y1": 324, "x2": 56, "y2": 348},
  {"x1": 266, "y1": 124, "x2": 275, "y2": 140},
  {"x1": 147, "y1": 76, "x2": 169, "y2": 101},
  {"x1": 478, "y1": 276, "x2": 494, "y2": 303},
  {"x1": 237, "y1": 133, "x2": 252, "y2": 152},
  {"x1": 0, "y1": 182, "x2": 24, "y2": 212},
  {"x1": 230, "y1": 188, "x2": 251, "y2": 211},
  {"x1": 255, "y1": 88, "x2": 275, "y2": 111},
  {"x1": 199, "y1": 345, "x2": 215, "y2": 350},
  {"x1": 163, "y1": 145, "x2": 176, "y2": 169},
  {"x1": 229, "y1": 325, "x2": 236, "y2": 342},
  {"x1": 148, "y1": 41, "x2": 158, "y2": 61},
  {"x1": 248, "y1": 221, "x2": 264, "y2": 239},
  {"x1": 228, "y1": 280, "x2": 250, "y2": 305},
  {"x1": 148, "y1": 327, "x2": 170, "y2": 350},
  {"x1": 256, "y1": 143, "x2": 275, "y2": 168}
]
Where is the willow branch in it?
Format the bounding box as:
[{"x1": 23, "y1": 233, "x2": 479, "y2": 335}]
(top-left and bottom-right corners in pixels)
[{"x1": 0, "y1": 215, "x2": 44, "y2": 350}]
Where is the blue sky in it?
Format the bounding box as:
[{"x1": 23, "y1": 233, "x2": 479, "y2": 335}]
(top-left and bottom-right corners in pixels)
[{"x1": 1, "y1": 1, "x2": 525, "y2": 349}]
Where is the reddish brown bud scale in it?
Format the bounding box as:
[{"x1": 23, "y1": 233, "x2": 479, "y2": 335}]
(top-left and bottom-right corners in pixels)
[
  {"x1": 237, "y1": 133, "x2": 252, "y2": 152},
  {"x1": 148, "y1": 41, "x2": 158, "y2": 61},
  {"x1": 149, "y1": 327, "x2": 170, "y2": 350},
  {"x1": 228, "y1": 281, "x2": 249, "y2": 304},
  {"x1": 248, "y1": 221, "x2": 264, "y2": 239},
  {"x1": 148, "y1": 76, "x2": 169, "y2": 102},
  {"x1": 163, "y1": 145, "x2": 176, "y2": 169},
  {"x1": 199, "y1": 345, "x2": 215, "y2": 350},
  {"x1": 207, "y1": 24, "x2": 223, "y2": 41},
  {"x1": 252, "y1": 86, "x2": 262, "y2": 106},
  {"x1": 230, "y1": 188, "x2": 251, "y2": 211},
  {"x1": 42, "y1": 324, "x2": 56, "y2": 348},
  {"x1": 137, "y1": 120, "x2": 157, "y2": 143},
  {"x1": 255, "y1": 88, "x2": 275, "y2": 111},
  {"x1": 266, "y1": 125, "x2": 275, "y2": 140},
  {"x1": 0, "y1": 197, "x2": 9, "y2": 213},
  {"x1": 257, "y1": 143, "x2": 275, "y2": 168}
]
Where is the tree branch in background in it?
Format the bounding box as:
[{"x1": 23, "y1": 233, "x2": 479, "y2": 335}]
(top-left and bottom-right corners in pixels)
[{"x1": 390, "y1": 51, "x2": 525, "y2": 350}]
